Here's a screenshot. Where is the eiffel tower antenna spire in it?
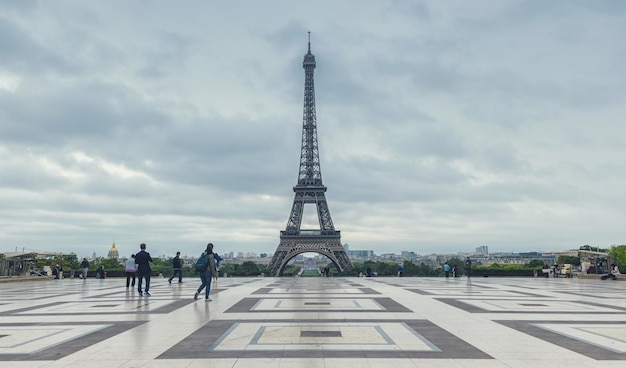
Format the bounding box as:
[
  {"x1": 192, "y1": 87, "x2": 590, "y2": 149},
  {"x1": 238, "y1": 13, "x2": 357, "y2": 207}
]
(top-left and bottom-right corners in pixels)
[{"x1": 267, "y1": 35, "x2": 352, "y2": 277}]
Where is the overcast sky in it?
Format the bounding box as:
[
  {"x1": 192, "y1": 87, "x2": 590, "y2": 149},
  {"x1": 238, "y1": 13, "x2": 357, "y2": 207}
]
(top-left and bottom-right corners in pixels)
[{"x1": 1, "y1": 1, "x2": 625, "y2": 259}]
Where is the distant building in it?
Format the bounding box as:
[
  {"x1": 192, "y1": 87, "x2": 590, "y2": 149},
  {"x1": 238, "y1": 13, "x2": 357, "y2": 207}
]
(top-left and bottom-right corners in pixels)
[
  {"x1": 475, "y1": 245, "x2": 489, "y2": 256},
  {"x1": 0, "y1": 251, "x2": 61, "y2": 277},
  {"x1": 107, "y1": 243, "x2": 119, "y2": 259},
  {"x1": 481, "y1": 252, "x2": 555, "y2": 266},
  {"x1": 346, "y1": 249, "x2": 374, "y2": 260}
]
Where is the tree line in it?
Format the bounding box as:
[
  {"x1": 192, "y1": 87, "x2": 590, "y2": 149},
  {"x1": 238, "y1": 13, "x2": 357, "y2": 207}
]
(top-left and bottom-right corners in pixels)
[
  {"x1": 30, "y1": 254, "x2": 288, "y2": 278},
  {"x1": 26, "y1": 244, "x2": 626, "y2": 278},
  {"x1": 26, "y1": 255, "x2": 581, "y2": 278}
]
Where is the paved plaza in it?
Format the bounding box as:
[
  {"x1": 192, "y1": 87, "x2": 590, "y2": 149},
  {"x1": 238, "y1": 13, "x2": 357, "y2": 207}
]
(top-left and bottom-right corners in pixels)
[{"x1": 1, "y1": 275, "x2": 625, "y2": 367}]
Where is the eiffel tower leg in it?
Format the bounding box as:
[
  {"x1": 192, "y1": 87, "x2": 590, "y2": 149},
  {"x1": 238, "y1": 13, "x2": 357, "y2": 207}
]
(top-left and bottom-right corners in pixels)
[
  {"x1": 267, "y1": 250, "x2": 287, "y2": 276},
  {"x1": 267, "y1": 234, "x2": 352, "y2": 277}
]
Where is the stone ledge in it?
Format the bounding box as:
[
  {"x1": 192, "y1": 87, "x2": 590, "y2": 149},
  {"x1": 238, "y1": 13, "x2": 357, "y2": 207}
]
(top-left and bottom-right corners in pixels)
[
  {"x1": 0, "y1": 276, "x2": 53, "y2": 283},
  {"x1": 575, "y1": 273, "x2": 626, "y2": 280}
]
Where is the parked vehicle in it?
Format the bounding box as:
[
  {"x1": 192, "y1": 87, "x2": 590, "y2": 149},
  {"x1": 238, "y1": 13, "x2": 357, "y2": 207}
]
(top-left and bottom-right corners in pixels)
[{"x1": 560, "y1": 264, "x2": 572, "y2": 277}]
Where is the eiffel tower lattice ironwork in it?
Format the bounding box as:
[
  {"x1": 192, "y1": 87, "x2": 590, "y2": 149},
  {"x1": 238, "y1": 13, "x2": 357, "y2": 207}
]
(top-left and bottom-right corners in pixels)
[{"x1": 267, "y1": 35, "x2": 352, "y2": 277}]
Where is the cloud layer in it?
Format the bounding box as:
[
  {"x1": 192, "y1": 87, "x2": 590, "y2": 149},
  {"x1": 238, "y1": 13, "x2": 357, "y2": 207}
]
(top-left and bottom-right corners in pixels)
[{"x1": 1, "y1": 1, "x2": 625, "y2": 258}]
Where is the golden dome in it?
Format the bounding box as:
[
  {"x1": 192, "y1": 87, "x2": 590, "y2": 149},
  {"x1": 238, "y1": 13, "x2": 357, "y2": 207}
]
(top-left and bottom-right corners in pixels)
[{"x1": 107, "y1": 242, "x2": 119, "y2": 259}]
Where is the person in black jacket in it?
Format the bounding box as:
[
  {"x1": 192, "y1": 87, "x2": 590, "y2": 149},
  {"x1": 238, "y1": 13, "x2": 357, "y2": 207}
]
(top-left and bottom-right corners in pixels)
[
  {"x1": 135, "y1": 243, "x2": 153, "y2": 296},
  {"x1": 96, "y1": 266, "x2": 106, "y2": 279},
  {"x1": 168, "y1": 251, "x2": 183, "y2": 284},
  {"x1": 80, "y1": 258, "x2": 89, "y2": 279}
]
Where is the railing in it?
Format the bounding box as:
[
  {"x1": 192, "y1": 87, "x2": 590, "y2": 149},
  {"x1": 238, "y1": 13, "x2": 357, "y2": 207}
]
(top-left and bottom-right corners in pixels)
[{"x1": 281, "y1": 230, "x2": 340, "y2": 237}]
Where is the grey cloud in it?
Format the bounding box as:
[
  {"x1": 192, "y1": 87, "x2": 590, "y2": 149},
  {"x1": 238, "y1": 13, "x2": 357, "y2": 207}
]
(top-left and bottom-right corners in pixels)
[
  {"x1": 0, "y1": 81, "x2": 169, "y2": 148},
  {"x1": 2, "y1": 1, "x2": 626, "y2": 256},
  {"x1": 0, "y1": 16, "x2": 76, "y2": 74}
]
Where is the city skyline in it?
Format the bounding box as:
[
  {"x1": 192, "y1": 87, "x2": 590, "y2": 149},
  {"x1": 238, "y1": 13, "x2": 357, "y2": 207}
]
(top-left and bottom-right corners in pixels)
[
  {"x1": 5, "y1": 241, "x2": 601, "y2": 263},
  {"x1": 2, "y1": 1, "x2": 625, "y2": 258}
]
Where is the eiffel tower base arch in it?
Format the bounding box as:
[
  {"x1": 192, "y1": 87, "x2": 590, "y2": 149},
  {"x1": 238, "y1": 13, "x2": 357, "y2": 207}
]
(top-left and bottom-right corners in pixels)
[{"x1": 267, "y1": 232, "x2": 352, "y2": 276}]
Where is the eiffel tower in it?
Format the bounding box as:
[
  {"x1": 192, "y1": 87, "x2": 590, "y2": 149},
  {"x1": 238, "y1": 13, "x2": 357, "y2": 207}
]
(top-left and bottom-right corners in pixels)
[{"x1": 267, "y1": 34, "x2": 352, "y2": 277}]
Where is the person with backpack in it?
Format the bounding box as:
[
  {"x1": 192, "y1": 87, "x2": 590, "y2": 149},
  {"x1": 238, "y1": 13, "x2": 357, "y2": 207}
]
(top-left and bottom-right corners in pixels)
[{"x1": 194, "y1": 243, "x2": 217, "y2": 302}]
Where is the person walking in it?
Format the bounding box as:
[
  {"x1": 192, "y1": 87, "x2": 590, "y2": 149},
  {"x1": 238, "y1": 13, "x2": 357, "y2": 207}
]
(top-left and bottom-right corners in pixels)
[
  {"x1": 213, "y1": 252, "x2": 223, "y2": 282},
  {"x1": 444, "y1": 262, "x2": 451, "y2": 278},
  {"x1": 80, "y1": 258, "x2": 89, "y2": 279},
  {"x1": 125, "y1": 254, "x2": 136, "y2": 288},
  {"x1": 194, "y1": 243, "x2": 217, "y2": 302},
  {"x1": 168, "y1": 251, "x2": 183, "y2": 284},
  {"x1": 465, "y1": 257, "x2": 472, "y2": 277},
  {"x1": 135, "y1": 243, "x2": 153, "y2": 296}
]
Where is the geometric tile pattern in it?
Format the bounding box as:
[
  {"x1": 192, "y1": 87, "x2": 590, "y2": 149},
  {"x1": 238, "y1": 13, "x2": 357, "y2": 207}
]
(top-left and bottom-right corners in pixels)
[
  {"x1": 0, "y1": 322, "x2": 144, "y2": 361},
  {"x1": 158, "y1": 319, "x2": 490, "y2": 359},
  {"x1": 224, "y1": 297, "x2": 412, "y2": 313},
  {"x1": 436, "y1": 298, "x2": 625, "y2": 313},
  {"x1": 497, "y1": 321, "x2": 626, "y2": 360},
  {"x1": 534, "y1": 323, "x2": 626, "y2": 353},
  {"x1": 212, "y1": 322, "x2": 434, "y2": 351},
  {"x1": 1, "y1": 275, "x2": 626, "y2": 366},
  {"x1": 0, "y1": 324, "x2": 112, "y2": 354},
  {"x1": 14, "y1": 300, "x2": 182, "y2": 315}
]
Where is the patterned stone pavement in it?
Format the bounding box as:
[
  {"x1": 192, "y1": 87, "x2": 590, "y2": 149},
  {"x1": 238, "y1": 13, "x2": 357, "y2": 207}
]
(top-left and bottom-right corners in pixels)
[{"x1": 0, "y1": 275, "x2": 625, "y2": 367}]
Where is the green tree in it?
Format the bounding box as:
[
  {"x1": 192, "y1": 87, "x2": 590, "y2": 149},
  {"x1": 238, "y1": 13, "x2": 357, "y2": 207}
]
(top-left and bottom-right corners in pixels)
[
  {"x1": 402, "y1": 260, "x2": 419, "y2": 276},
  {"x1": 239, "y1": 261, "x2": 260, "y2": 276},
  {"x1": 147, "y1": 258, "x2": 170, "y2": 276},
  {"x1": 37, "y1": 255, "x2": 78, "y2": 273},
  {"x1": 90, "y1": 258, "x2": 124, "y2": 276},
  {"x1": 556, "y1": 256, "x2": 581, "y2": 266},
  {"x1": 97, "y1": 258, "x2": 124, "y2": 270},
  {"x1": 373, "y1": 261, "x2": 397, "y2": 276},
  {"x1": 416, "y1": 262, "x2": 437, "y2": 276},
  {"x1": 525, "y1": 259, "x2": 545, "y2": 268},
  {"x1": 61, "y1": 254, "x2": 80, "y2": 270},
  {"x1": 609, "y1": 245, "x2": 626, "y2": 267},
  {"x1": 282, "y1": 264, "x2": 301, "y2": 276},
  {"x1": 336, "y1": 262, "x2": 361, "y2": 276},
  {"x1": 443, "y1": 257, "x2": 464, "y2": 276},
  {"x1": 219, "y1": 263, "x2": 236, "y2": 277}
]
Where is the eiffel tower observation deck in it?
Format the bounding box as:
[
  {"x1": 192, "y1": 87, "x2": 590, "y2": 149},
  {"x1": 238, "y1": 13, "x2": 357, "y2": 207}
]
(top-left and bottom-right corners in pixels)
[{"x1": 267, "y1": 34, "x2": 352, "y2": 277}]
